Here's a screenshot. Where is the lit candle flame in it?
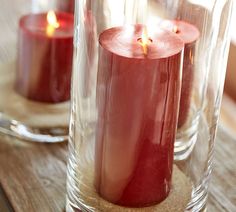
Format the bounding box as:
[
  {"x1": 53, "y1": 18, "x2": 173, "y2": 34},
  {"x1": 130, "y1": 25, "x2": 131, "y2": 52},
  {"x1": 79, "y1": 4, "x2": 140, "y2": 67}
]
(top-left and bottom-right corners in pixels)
[
  {"x1": 46, "y1": 10, "x2": 60, "y2": 36},
  {"x1": 139, "y1": 27, "x2": 150, "y2": 55}
]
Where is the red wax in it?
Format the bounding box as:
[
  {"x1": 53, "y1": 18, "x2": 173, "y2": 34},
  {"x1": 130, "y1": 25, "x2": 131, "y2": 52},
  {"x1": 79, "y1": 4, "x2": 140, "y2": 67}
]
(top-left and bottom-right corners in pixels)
[
  {"x1": 68, "y1": 0, "x2": 75, "y2": 13},
  {"x1": 160, "y1": 20, "x2": 200, "y2": 128},
  {"x1": 95, "y1": 25, "x2": 184, "y2": 207},
  {"x1": 53, "y1": 0, "x2": 74, "y2": 13},
  {"x1": 16, "y1": 12, "x2": 73, "y2": 103}
]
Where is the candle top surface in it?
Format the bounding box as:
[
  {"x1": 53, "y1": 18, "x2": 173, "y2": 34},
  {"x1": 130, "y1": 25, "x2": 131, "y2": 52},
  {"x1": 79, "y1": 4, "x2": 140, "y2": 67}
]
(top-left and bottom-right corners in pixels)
[
  {"x1": 99, "y1": 25, "x2": 184, "y2": 59},
  {"x1": 19, "y1": 12, "x2": 74, "y2": 38},
  {"x1": 160, "y1": 20, "x2": 200, "y2": 44}
]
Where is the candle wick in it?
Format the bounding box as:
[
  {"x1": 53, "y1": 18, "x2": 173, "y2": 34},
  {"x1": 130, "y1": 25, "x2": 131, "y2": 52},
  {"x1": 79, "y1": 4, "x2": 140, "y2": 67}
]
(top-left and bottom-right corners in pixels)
[
  {"x1": 142, "y1": 27, "x2": 148, "y2": 55},
  {"x1": 173, "y1": 26, "x2": 180, "y2": 34},
  {"x1": 143, "y1": 45, "x2": 148, "y2": 55},
  {"x1": 137, "y1": 38, "x2": 152, "y2": 56},
  {"x1": 137, "y1": 27, "x2": 153, "y2": 56}
]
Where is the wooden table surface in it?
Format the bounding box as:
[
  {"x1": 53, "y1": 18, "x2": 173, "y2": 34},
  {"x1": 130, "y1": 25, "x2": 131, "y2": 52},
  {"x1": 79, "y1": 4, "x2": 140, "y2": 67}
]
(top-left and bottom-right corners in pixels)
[{"x1": 0, "y1": 96, "x2": 235, "y2": 212}]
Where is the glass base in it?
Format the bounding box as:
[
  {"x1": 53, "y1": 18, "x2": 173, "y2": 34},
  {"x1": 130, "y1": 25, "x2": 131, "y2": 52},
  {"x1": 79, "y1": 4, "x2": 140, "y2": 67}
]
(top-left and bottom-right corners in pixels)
[
  {"x1": 66, "y1": 178, "x2": 209, "y2": 212},
  {"x1": 0, "y1": 113, "x2": 68, "y2": 143},
  {"x1": 0, "y1": 62, "x2": 69, "y2": 143},
  {"x1": 66, "y1": 105, "x2": 214, "y2": 211},
  {"x1": 186, "y1": 182, "x2": 209, "y2": 212},
  {"x1": 174, "y1": 111, "x2": 200, "y2": 161},
  {"x1": 66, "y1": 200, "x2": 85, "y2": 212},
  {"x1": 66, "y1": 152, "x2": 210, "y2": 212}
]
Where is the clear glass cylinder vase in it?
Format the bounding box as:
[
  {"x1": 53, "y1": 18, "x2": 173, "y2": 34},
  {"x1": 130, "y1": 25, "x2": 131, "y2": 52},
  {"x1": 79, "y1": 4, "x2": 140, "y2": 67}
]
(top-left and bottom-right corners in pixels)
[
  {"x1": 0, "y1": 0, "x2": 74, "y2": 142},
  {"x1": 66, "y1": 0, "x2": 233, "y2": 211}
]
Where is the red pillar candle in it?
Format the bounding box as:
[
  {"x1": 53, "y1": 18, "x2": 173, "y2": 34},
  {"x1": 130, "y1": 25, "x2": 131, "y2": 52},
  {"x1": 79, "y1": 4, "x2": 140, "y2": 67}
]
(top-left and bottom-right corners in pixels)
[
  {"x1": 16, "y1": 11, "x2": 73, "y2": 103},
  {"x1": 160, "y1": 20, "x2": 200, "y2": 128},
  {"x1": 95, "y1": 25, "x2": 184, "y2": 207}
]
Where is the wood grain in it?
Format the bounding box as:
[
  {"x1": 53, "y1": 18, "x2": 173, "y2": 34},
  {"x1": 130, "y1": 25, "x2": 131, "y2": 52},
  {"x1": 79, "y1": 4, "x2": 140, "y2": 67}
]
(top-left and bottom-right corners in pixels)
[
  {"x1": 0, "y1": 123, "x2": 235, "y2": 211},
  {"x1": 208, "y1": 127, "x2": 236, "y2": 212},
  {"x1": 0, "y1": 94, "x2": 235, "y2": 211},
  {"x1": 0, "y1": 135, "x2": 67, "y2": 212},
  {"x1": 220, "y1": 94, "x2": 236, "y2": 138},
  {"x1": 0, "y1": 185, "x2": 13, "y2": 212}
]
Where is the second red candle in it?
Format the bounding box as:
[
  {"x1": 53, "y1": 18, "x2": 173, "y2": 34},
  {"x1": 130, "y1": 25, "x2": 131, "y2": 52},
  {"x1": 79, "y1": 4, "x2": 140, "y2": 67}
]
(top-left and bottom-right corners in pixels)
[
  {"x1": 16, "y1": 12, "x2": 73, "y2": 103},
  {"x1": 160, "y1": 20, "x2": 200, "y2": 128}
]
